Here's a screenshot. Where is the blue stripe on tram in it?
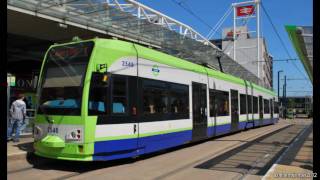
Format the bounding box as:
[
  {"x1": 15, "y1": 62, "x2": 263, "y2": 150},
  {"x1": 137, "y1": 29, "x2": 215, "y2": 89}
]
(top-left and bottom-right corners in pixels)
[{"x1": 93, "y1": 118, "x2": 278, "y2": 161}]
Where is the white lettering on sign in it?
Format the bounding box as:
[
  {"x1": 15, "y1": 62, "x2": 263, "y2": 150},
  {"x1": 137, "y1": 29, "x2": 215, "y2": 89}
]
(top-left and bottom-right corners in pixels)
[{"x1": 16, "y1": 79, "x2": 33, "y2": 88}]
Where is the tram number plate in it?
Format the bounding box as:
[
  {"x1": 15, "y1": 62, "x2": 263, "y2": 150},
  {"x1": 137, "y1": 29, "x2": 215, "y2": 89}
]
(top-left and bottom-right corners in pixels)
[
  {"x1": 122, "y1": 61, "x2": 134, "y2": 67},
  {"x1": 48, "y1": 126, "x2": 59, "y2": 134}
]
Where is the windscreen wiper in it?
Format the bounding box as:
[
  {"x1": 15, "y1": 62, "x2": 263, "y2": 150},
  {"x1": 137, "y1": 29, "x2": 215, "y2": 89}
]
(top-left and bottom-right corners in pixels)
[{"x1": 39, "y1": 105, "x2": 54, "y2": 124}]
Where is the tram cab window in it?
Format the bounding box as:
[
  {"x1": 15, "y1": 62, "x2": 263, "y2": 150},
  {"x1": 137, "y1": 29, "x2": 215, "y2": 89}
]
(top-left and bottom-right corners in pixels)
[
  {"x1": 253, "y1": 96, "x2": 258, "y2": 114},
  {"x1": 39, "y1": 42, "x2": 94, "y2": 115},
  {"x1": 112, "y1": 76, "x2": 128, "y2": 114},
  {"x1": 264, "y1": 99, "x2": 270, "y2": 113},
  {"x1": 88, "y1": 72, "x2": 108, "y2": 115},
  {"x1": 240, "y1": 94, "x2": 247, "y2": 114}
]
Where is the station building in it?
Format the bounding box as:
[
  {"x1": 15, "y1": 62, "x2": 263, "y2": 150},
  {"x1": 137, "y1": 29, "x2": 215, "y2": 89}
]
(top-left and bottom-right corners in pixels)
[
  {"x1": 283, "y1": 25, "x2": 313, "y2": 118},
  {"x1": 7, "y1": 0, "x2": 269, "y2": 134},
  {"x1": 279, "y1": 96, "x2": 313, "y2": 117},
  {"x1": 220, "y1": 26, "x2": 273, "y2": 89},
  {"x1": 7, "y1": 1, "x2": 117, "y2": 133},
  {"x1": 285, "y1": 25, "x2": 313, "y2": 83}
]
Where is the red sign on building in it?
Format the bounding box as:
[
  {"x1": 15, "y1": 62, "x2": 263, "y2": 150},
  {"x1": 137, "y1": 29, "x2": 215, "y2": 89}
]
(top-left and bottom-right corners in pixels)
[{"x1": 236, "y1": 5, "x2": 255, "y2": 17}]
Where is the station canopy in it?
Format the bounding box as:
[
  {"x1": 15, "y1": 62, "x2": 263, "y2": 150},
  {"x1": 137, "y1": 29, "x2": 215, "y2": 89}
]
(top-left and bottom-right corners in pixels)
[
  {"x1": 8, "y1": 0, "x2": 265, "y2": 87},
  {"x1": 286, "y1": 26, "x2": 313, "y2": 83}
]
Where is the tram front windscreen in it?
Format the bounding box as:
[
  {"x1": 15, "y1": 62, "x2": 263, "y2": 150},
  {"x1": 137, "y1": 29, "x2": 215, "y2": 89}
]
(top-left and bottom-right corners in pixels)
[{"x1": 37, "y1": 41, "x2": 94, "y2": 115}]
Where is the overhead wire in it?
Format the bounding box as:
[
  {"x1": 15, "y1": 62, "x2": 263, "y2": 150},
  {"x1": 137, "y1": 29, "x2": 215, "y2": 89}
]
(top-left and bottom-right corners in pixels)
[
  {"x1": 170, "y1": 0, "x2": 309, "y2": 90},
  {"x1": 206, "y1": 6, "x2": 233, "y2": 39},
  {"x1": 171, "y1": 0, "x2": 214, "y2": 30},
  {"x1": 261, "y1": 3, "x2": 312, "y2": 87}
]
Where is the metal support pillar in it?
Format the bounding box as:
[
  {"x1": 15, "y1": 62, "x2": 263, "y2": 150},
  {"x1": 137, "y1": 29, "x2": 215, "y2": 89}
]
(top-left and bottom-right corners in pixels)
[
  {"x1": 233, "y1": 5, "x2": 236, "y2": 61},
  {"x1": 232, "y1": 0, "x2": 262, "y2": 82},
  {"x1": 256, "y1": 0, "x2": 260, "y2": 79},
  {"x1": 283, "y1": 75, "x2": 287, "y2": 119}
]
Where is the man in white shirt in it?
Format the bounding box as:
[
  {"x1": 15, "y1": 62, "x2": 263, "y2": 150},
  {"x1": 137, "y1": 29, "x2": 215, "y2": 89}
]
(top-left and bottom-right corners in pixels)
[{"x1": 7, "y1": 94, "x2": 26, "y2": 142}]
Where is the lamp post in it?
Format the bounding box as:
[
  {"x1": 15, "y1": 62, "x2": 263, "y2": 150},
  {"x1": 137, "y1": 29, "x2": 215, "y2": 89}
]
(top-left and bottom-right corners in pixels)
[
  {"x1": 277, "y1": 70, "x2": 283, "y2": 101},
  {"x1": 277, "y1": 70, "x2": 283, "y2": 118},
  {"x1": 283, "y1": 75, "x2": 287, "y2": 119}
]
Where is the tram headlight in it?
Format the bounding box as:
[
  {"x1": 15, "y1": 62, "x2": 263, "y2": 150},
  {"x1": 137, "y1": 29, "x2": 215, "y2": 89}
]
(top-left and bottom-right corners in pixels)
[
  {"x1": 71, "y1": 132, "x2": 77, "y2": 138},
  {"x1": 33, "y1": 126, "x2": 43, "y2": 141}
]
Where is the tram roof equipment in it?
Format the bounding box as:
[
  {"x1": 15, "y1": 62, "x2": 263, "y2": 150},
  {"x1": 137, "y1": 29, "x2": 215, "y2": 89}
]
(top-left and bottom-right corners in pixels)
[{"x1": 8, "y1": 0, "x2": 266, "y2": 87}]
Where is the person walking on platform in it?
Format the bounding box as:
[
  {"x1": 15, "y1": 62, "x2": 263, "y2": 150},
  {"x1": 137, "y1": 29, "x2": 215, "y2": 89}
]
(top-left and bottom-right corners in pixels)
[{"x1": 7, "y1": 94, "x2": 26, "y2": 142}]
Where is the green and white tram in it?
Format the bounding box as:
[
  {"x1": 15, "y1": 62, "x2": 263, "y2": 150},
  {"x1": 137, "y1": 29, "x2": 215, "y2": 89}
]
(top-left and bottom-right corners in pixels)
[{"x1": 33, "y1": 39, "x2": 279, "y2": 161}]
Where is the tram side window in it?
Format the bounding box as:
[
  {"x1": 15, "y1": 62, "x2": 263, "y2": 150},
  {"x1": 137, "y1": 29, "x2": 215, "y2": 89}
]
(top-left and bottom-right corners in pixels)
[
  {"x1": 209, "y1": 90, "x2": 215, "y2": 117},
  {"x1": 274, "y1": 102, "x2": 279, "y2": 113},
  {"x1": 264, "y1": 99, "x2": 270, "y2": 113},
  {"x1": 248, "y1": 95, "x2": 252, "y2": 114},
  {"x1": 253, "y1": 96, "x2": 258, "y2": 114},
  {"x1": 240, "y1": 94, "x2": 247, "y2": 114},
  {"x1": 170, "y1": 84, "x2": 189, "y2": 115},
  {"x1": 112, "y1": 76, "x2": 128, "y2": 114},
  {"x1": 88, "y1": 72, "x2": 107, "y2": 115},
  {"x1": 143, "y1": 79, "x2": 169, "y2": 114},
  {"x1": 213, "y1": 90, "x2": 229, "y2": 116}
]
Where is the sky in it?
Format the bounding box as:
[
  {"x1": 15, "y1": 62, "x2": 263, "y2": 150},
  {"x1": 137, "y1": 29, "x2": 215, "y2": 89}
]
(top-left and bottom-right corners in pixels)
[{"x1": 136, "y1": 0, "x2": 313, "y2": 97}]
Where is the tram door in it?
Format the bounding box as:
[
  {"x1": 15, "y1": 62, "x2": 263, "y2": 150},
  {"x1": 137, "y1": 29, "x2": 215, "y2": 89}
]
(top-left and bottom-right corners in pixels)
[
  {"x1": 192, "y1": 82, "x2": 207, "y2": 141},
  {"x1": 259, "y1": 96, "x2": 263, "y2": 126},
  {"x1": 231, "y1": 89, "x2": 239, "y2": 132}
]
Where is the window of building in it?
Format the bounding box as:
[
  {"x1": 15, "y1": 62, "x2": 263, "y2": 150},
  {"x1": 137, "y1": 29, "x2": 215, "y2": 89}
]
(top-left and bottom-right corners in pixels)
[
  {"x1": 112, "y1": 76, "x2": 128, "y2": 114},
  {"x1": 248, "y1": 95, "x2": 252, "y2": 114},
  {"x1": 240, "y1": 94, "x2": 247, "y2": 114},
  {"x1": 264, "y1": 99, "x2": 270, "y2": 113},
  {"x1": 253, "y1": 96, "x2": 258, "y2": 113},
  {"x1": 209, "y1": 89, "x2": 229, "y2": 117}
]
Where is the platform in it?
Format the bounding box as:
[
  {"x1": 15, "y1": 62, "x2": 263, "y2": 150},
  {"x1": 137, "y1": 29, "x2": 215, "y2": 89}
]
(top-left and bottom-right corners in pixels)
[
  {"x1": 7, "y1": 118, "x2": 313, "y2": 180},
  {"x1": 7, "y1": 136, "x2": 34, "y2": 161}
]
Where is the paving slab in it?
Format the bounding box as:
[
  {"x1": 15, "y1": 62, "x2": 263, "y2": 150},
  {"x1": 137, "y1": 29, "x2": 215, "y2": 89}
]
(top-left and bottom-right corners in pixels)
[
  {"x1": 263, "y1": 121, "x2": 313, "y2": 180},
  {"x1": 7, "y1": 118, "x2": 313, "y2": 180},
  {"x1": 7, "y1": 137, "x2": 34, "y2": 161}
]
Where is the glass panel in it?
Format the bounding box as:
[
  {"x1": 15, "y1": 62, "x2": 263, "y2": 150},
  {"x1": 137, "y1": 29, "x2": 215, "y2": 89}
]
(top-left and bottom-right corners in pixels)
[
  {"x1": 248, "y1": 95, "x2": 252, "y2": 114},
  {"x1": 240, "y1": 94, "x2": 247, "y2": 114},
  {"x1": 88, "y1": 72, "x2": 108, "y2": 115},
  {"x1": 264, "y1": 99, "x2": 270, "y2": 113},
  {"x1": 38, "y1": 42, "x2": 94, "y2": 115},
  {"x1": 170, "y1": 84, "x2": 189, "y2": 114},
  {"x1": 7, "y1": 0, "x2": 265, "y2": 87},
  {"x1": 209, "y1": 90, "x2": 215, "y2": 117},
  {"x1": 274, "y1": 102, "x2": 279, "y2": 114},
  {"x1": 212, "y1": 90, "x2": 229, "y2": 116},
  {"x1": 253, "y1": 96, "x2": 258, "y2": 113},
  {"x1": 143, "y1": 79, "x2": 169, "y2": 114},
  {"x1": 112, "y1": 76, "x2": 127, "y2": 114}
]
